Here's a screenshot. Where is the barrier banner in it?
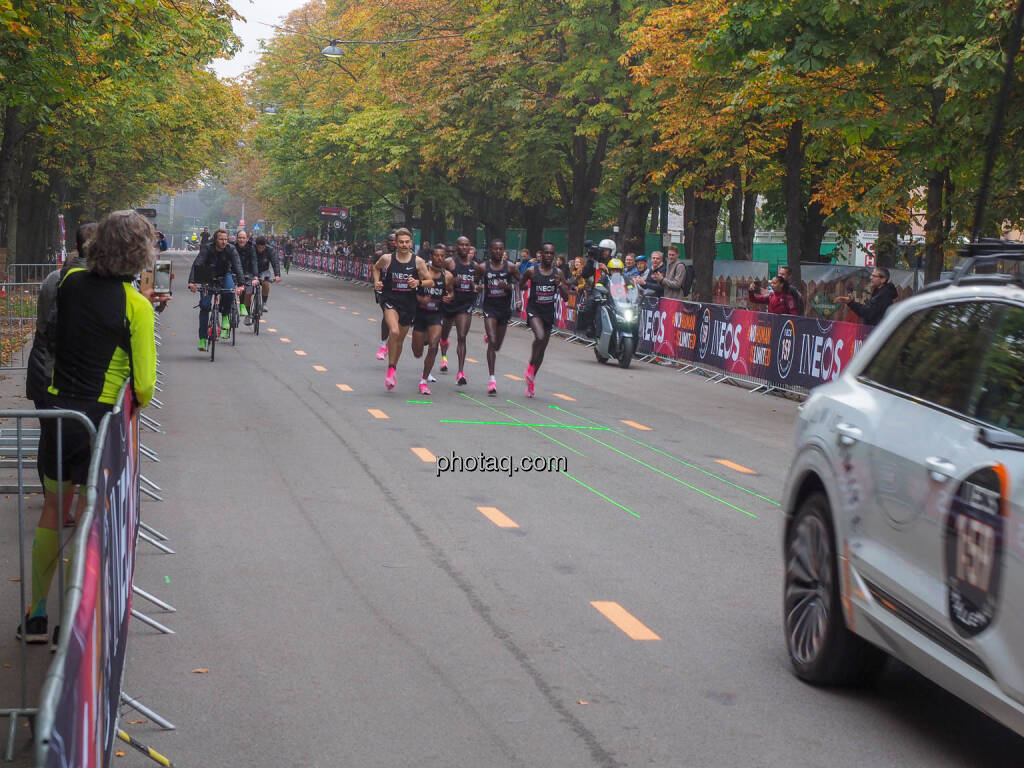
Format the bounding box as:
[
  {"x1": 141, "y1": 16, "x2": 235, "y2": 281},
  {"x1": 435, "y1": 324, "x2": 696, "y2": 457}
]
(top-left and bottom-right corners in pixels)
[
  {"x1": 638, "y1": 297, "x2": 871, "y2": 390},
  {"x1": 44, "y1": 401, "x2": 140, "y2": 768}
]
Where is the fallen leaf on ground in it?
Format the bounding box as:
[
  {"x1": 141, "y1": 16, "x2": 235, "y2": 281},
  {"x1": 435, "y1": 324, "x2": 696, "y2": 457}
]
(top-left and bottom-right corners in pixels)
[
  {"x1": 115, "y1": 750, "x2": 126, "y2": 757},
  {"x1": 3, "y1": 663, "x2": 12, "y2": 669},
  {"x1": 192, "y1": 668, "x2": 209, "y2": 674},
  {"x1": 126, "y1": 719, "x2": 147, "y2": 725},
  {"x1": 8, "y1": 578, "x2": 19, "y2": 582},
  {"x1": 577, "y1": 700, "x2": 589, "y2": 705}
]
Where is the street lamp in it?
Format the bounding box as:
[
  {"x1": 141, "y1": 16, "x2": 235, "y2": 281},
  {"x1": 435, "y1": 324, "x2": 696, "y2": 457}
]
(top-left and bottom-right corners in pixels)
[{"x1": 321, "y1": 41, "x2": 344, "y2": 60}]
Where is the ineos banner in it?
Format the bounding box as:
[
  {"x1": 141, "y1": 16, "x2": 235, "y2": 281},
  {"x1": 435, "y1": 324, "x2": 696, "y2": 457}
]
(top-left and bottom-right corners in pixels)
[
  {"x1": 638, "y1": 297, "x2": 871, "y2": 389},
  {"x1": 44, "y1": 401, "x2": 140, "y2": 768}
]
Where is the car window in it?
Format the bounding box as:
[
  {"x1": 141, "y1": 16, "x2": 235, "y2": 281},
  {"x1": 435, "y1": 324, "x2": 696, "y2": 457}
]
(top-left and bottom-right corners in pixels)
[
  {"x1": 971, "y1": 305, "x2": 1024, "y2": 437},
  {"x1": 861, "y1": 301, "x2": 999, "y2": 414}
]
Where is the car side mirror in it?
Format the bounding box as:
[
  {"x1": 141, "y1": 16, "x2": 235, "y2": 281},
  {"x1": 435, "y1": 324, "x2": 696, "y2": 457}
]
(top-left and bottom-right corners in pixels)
[{"x1": 977, "y1": 426, "x2": 1024, "y2": 452}]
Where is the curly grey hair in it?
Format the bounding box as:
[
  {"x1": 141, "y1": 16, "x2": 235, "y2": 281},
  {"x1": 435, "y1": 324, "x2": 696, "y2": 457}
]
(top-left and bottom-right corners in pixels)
[{"x1": 88, "y1": 210, "x2": 156, "y2": 278}]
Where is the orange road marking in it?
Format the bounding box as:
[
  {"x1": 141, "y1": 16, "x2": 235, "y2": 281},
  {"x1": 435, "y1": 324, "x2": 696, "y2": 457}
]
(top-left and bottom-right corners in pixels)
[
  {"x1": 352, "y1": 311, "x2": 360, "y2": 316},
  {"x1": 466, "y1": 357, "x2": 479, "y2": 363},
  {"x1": 337, "y1": 384, "x2": 353, "y2": 392},
  {"x1": 368, "y1": 409, "x2": 389, "y2": 420},
  {"x1": 714, "y1": 459, "x2": 757, "y2": 475},
  {"x1": 620, "y1": 420, "x2": 652, "y2": 431},
  {"x1": 280, "y1": 337, "x2": 291, "y2": 342},
  {"x1": 590, "y1": 602, "x2": 660, "y2": 640},
  {"x1": 410, "y1": 447, "x2": 435, "y2": 462},
  {"x1": 268, "y1": 328, "x2": 277, "y2": 333},
  {"x1": 339, "y1": 306, "x2": 346, "y2": 309},
  {"x1": 295, "y1": 350, "x2": 307, "y2": 356},
  {"x1": 504, "y1": 374, "x2": 523, "y2": 381},
  {"x1": 553, "y1": 393, "x2": 576, "y2": 401},
  {"x1": 477, "y1": 506, "x2": 519, "y2": 528},
  {"x1": 328, "y1": 301, "x2": 335, "y2": 304},
  {"x1": 312, "y1": 365, "x2": 327, "y2": 372},
  {"x1": 369, "y1": 318, "x2": 377, "y2": 322}
]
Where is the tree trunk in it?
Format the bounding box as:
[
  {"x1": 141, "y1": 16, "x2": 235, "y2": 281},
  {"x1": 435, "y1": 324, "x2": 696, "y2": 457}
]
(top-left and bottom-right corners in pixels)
[
  {"x1": 555, "y1": 129, "x2": 610, "y2": 259},
  {"x1": 419, "y1": 199, "x2": 434, "y2": 244},
  {"x1": 691, "y1": 180, "x2": 725, "y2": 302},
  {"x1": 726, "y1": 166, "x2": 754, "y2": 260},
  {"x1": 522, "y1": 203, "x2": 546, "y2": 254},
  {"x1": 741, "y1": 189, "x2": 756, "y2": 258},
  {"x1": 783, "y1": 120, "x2": 804, "y2": 287},
  {"x1": 925, "y1": 168, "x2": 948, "y2": 283},
  {"x1": 682, "y1": 186, "x2": 696, "y2": 261},
  {"x1": 875, "y1": 211, "x2": 902, "y2": 269},
  {"x1": 648, "y1": 194, "x2": 660, "y2": 232},
  {"x1": 0, "y1": 106, "x2": 28, "y2": 248},
  {"x1": 801, "y1": 200, "x2": 828, "y2": 264},
  {"x1": 617, "y1": 189, "x2": 650, "y2": 257}
]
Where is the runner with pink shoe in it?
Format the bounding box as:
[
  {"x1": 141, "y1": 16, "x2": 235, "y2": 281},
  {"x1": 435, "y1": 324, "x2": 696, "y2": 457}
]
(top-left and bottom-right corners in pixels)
[
  {"x1": 410, "y1": 244, "x2": 452, "y2": 395},
  {"x1": 521, "y1": 242, "x2": 571, "y2": 398}
]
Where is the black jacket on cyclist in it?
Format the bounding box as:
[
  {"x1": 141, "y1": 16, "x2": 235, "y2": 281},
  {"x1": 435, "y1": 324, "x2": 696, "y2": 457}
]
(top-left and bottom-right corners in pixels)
[
  {"x1": 189, "y1": 244, "x2": 244, "y2": 287},
  {"x1": 255, "y1": 245, "x2": 281, "y2": 277},
  {"x1": 235, "y1": 240, "x2": 257, "y2": 277}
]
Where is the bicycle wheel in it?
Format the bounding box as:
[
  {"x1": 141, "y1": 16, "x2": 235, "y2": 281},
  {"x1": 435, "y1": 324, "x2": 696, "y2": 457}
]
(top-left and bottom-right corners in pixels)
[
  {"x1": 252, "y1": 290, "x2": 262, "y2": 336},
  {"x1": 208, "y1": 305, "x2": 218, "y2": 362}
]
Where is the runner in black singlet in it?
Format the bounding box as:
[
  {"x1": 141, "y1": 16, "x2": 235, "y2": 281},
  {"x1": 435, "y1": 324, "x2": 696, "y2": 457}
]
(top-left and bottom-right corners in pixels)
[
  {"x1": 521, "y1": 242, "x2": 571, "y2": 398},
  {"x1": 411, "y1": 244, "x2": 453, "y2": 395},
  {"x1": 372, "y1": 229, "x2": 436, "y2": 391},
  {"x1": 376, "y1": 233, "x2": 397, "y2": 360},
  {"x1": 480, "y1": 239, "x2": 517, "y2": 396},
  {"x1": 440, "y1": 235, "x2": 485, "y2": 385}
]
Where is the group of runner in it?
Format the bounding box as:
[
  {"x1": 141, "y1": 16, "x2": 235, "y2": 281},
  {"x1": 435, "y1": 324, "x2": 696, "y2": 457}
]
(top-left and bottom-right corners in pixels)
[{"x1": 372, "y1": 229, "x2": 570, "y2": 396}]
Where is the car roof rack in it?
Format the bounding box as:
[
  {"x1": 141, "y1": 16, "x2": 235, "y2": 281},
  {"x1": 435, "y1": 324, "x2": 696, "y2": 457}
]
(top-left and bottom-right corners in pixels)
[{"x1": 920, "y1": 239, "x2": 1024, "y2": 294}]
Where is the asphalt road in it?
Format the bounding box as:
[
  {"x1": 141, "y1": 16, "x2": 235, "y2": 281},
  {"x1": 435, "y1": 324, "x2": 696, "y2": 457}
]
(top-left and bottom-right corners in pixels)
[{"x1": 121, "y1": 252, "x2": 1023, "y2": 767}]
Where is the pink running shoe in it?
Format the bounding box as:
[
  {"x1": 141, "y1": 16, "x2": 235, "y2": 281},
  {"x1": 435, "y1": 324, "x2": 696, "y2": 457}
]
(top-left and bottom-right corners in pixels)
[
  {"x1": 488, "y1": 381, "x2": 497, "y2": 396},
  {"x1": 385, "y1": 367, "x2": 396, "y2": 391},
  {"x1": 525, "y1": 366, "x2": 535, "y2": 398},
  {"x1": 418, "y1": 381, "x2": 432, "y2": 396},
  {"x1": 376, "y1": 344, "x2": 387, "y2": 360}
]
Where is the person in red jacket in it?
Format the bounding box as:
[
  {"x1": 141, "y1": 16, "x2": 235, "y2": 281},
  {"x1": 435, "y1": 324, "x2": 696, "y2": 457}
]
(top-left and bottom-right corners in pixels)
[{"x1": 748, "y1": 276, "x2": 798, "y2": 315}]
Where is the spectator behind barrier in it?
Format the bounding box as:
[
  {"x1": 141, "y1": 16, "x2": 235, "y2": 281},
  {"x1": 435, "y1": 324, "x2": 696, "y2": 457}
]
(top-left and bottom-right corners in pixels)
[
  {"x1": 748, "y1": 275, "x2": 799, "y2": 315},
  {"x1": 18, "y1": 210, "x2": 160, "y2": 647},
  {"x1": 27, "y1": 223, "x2": 94, "y2": 410},
  {"x1": 662, "y1": 246, "x2": 691, "y2": 300},
  {"x1": 642, "y1": 251, "x2": 665, "y2": 297},
  {"x1": 836, "y1": 267, "x2": 898, "y2": 325},
  {"x1": 777, "y1": 265, "x2": 805, "y2": 315}
]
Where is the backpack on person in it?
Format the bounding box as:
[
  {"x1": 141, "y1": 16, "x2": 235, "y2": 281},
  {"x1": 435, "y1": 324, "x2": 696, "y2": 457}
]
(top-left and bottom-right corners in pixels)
[{"x1": 682, "y1": 263, "x2": 695, "y2": 297}]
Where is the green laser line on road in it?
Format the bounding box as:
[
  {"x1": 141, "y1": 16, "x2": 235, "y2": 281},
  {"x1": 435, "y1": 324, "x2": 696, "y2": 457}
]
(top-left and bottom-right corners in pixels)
[
  {"x1": 510, "y1": 400, "x2": 757, "y2": 519},
  {"x1": 440, "y1": 419, "x2": 609, "y2": 430},
  {"x1": 407, "y1": 400, "x2": 433, "y2": 405},
  {"x1": 456, "y1": 393, "x2": 584, "y2": 456},
  {"x1": 548, "y1": 404, "x2": 781, "y2": 508},
  {"x1": 557, "y1": 467, "x2": 639, "y2": 518}
]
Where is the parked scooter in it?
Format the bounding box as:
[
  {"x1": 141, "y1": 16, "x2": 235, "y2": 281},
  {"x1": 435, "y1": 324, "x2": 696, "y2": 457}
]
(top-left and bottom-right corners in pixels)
[{"x1": 593, "y1": 272, "x2": 638, "y2": 368}]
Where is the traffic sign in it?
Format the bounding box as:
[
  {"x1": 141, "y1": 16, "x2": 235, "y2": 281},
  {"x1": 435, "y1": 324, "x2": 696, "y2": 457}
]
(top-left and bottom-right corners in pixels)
[
  {"x1": 135, "y1": 208, "x2": 158, "y2": 218},
  {"x1": 318, "y1": 206, "x2": 349, "y2": 219}
]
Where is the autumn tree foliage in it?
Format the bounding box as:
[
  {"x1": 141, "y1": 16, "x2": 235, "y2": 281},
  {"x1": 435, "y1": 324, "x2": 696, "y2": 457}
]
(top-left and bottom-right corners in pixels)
[{"x1": 0, "y1": 0, "x2": 244, "y2": 261}]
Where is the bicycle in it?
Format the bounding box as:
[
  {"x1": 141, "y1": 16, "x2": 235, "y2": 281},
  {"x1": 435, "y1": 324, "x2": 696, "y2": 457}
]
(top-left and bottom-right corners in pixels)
[
  {"x1": 247, "y1": 277, "x2": 264, "y2": 336},
  {"x1": 199, "y1": 282, "x2": 239, "y2": 361}
]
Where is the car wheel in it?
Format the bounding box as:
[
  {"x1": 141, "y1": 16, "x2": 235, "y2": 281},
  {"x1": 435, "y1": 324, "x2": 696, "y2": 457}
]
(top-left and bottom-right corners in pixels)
[{"x1": 784, "y1": 492, "x2": 884, "y2": 684}]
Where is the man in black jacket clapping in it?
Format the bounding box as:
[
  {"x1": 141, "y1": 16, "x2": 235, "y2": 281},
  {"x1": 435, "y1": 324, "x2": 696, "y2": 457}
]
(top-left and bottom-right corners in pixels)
[{"x1": 836, "y1": 267, "x2": 898, "y2": 325}]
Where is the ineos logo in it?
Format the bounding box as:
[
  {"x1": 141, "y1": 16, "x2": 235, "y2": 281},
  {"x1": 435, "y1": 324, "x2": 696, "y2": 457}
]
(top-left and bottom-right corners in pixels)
[
  {"x1": 698, "y1": 308, "x2": 712, "y2": 359},
  {"x1": 777, "y1": 320, "x2": 796, "y2": 379}
]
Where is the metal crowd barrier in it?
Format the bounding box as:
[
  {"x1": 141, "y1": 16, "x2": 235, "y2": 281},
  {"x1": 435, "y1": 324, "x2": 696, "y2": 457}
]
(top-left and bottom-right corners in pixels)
[
  {"x1": 0, "y1": 281, "x2": 43, "y2": 372},
  {"x1": 0, "y1": 409, "x2": 97, "y2": 762},
  {"x1": 0, "y1": 309, "x2": 176, "y2": 766},
  {"x1": 4, "y1": 264, "x2": 54, "y2": 286}
]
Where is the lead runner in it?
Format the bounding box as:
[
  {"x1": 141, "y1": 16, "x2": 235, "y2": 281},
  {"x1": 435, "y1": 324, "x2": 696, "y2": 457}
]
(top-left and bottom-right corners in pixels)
[
  {"x1": 520, "y1": 242, "x2": 571, "y2": 397},
  {"x1": 372, "y1": 228, "x2": 435, "y2": 391}
]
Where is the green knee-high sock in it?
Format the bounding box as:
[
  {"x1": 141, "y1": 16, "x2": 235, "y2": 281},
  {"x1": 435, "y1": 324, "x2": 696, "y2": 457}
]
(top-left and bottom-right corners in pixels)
[{"x1": 30, "y1": 526, "x2": 59, "y2": 618}]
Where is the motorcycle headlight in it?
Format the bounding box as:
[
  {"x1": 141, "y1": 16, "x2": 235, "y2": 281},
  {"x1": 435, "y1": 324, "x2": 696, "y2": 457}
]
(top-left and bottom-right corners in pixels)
[{"x1": 620, "y1": 309, "x2": 635, "y2": 322}]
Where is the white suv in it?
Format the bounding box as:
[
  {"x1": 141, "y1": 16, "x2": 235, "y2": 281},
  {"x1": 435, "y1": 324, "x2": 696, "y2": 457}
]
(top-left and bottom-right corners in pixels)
[{"x1": 781, "y1": 255, "x2": 1024, "y2": 736}]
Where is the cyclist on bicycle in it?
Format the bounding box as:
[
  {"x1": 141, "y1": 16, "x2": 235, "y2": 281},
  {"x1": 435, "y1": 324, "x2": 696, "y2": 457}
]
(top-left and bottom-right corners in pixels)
[
  {"x1": 187, "y1": 228, "x2": 244, "y2": 351},
  {"x1": 244, "y1": 235, "x2": 281, "y2": 325}
]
